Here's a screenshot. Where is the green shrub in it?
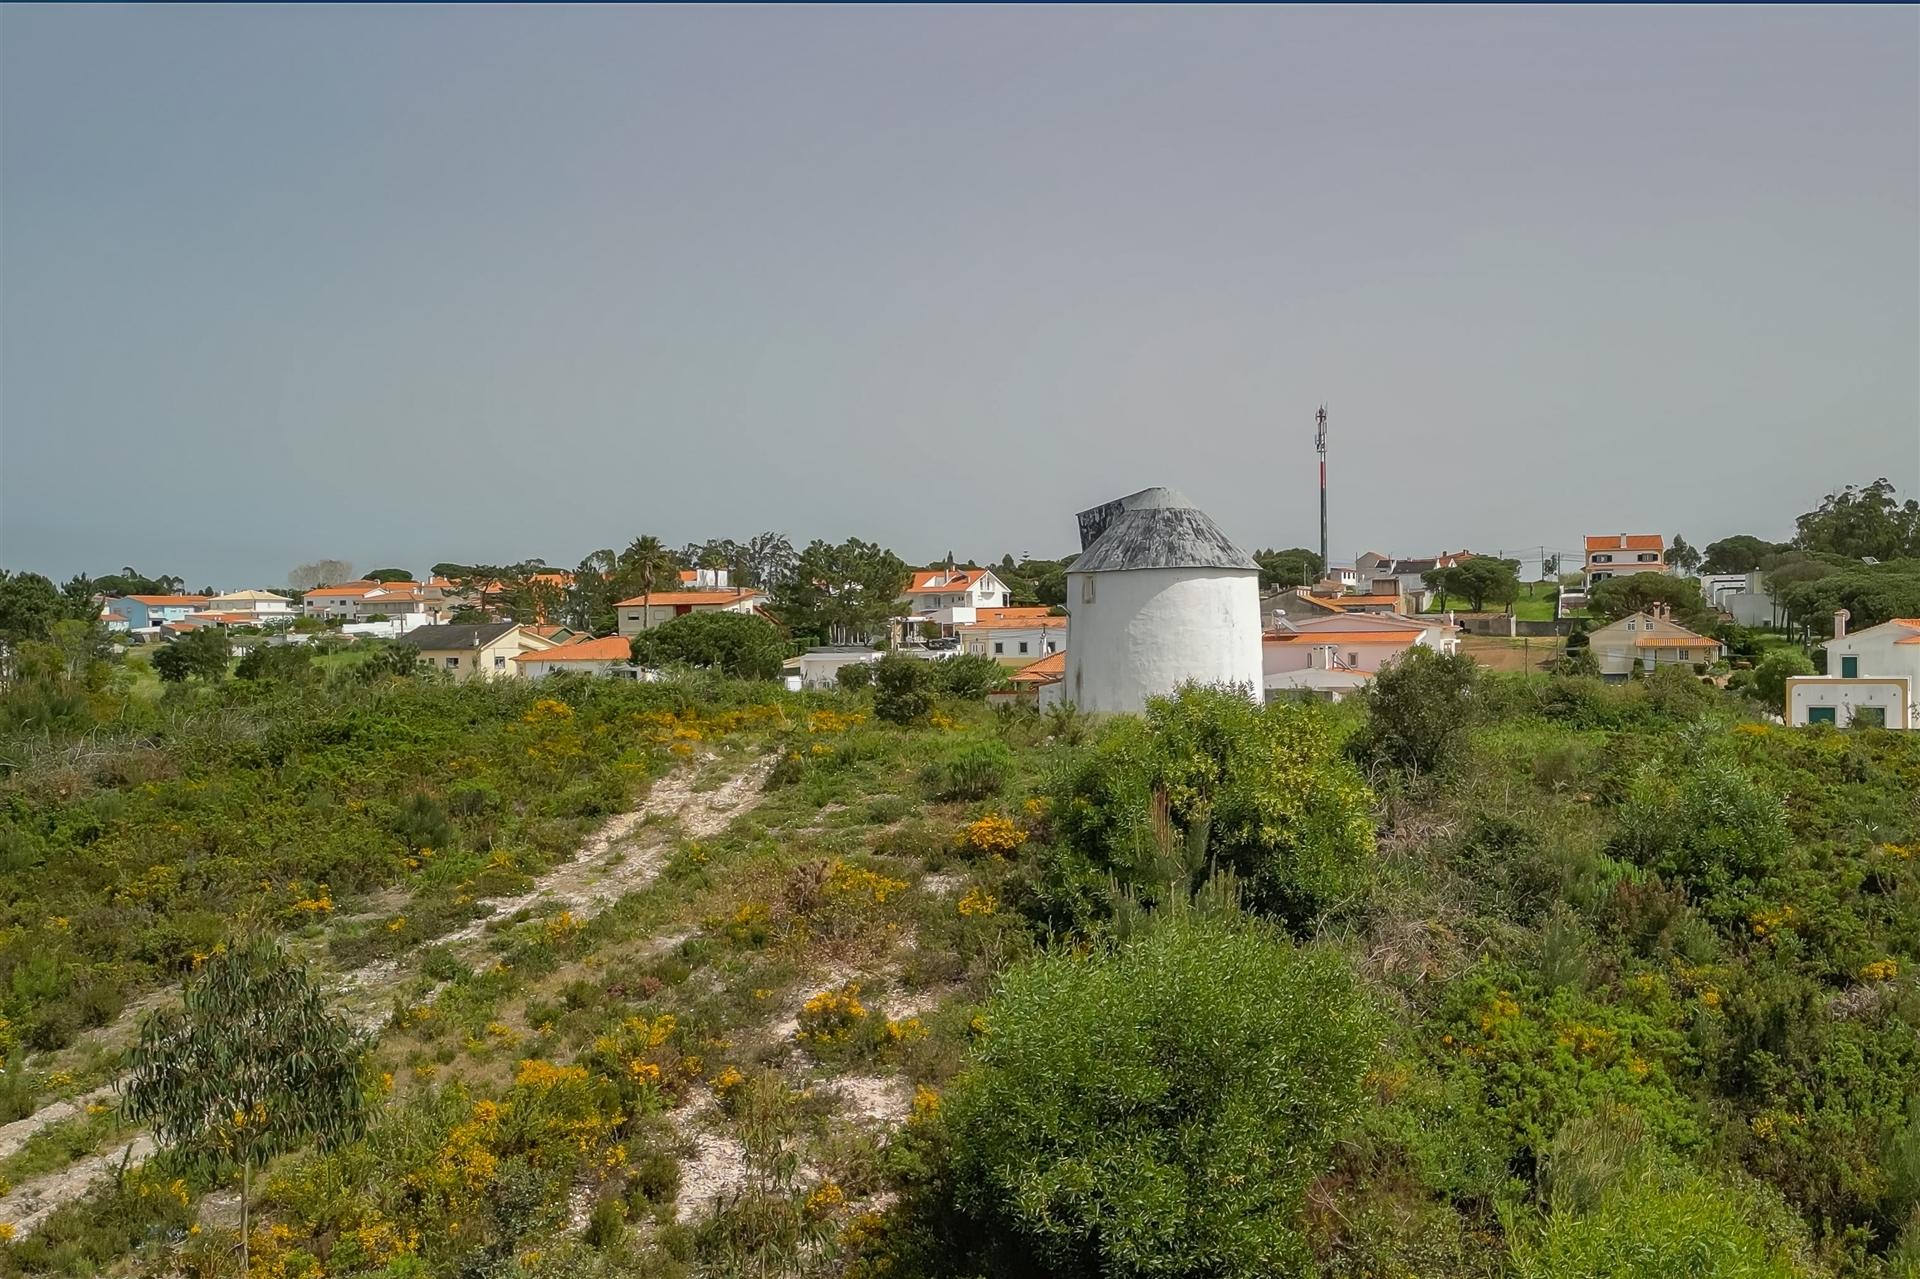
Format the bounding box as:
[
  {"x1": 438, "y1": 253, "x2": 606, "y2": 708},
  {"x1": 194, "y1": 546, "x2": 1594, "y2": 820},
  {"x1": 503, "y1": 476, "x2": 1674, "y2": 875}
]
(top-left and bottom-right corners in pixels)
[
  {"x1": 629, "y1": 611, "x2": 786, "y2": 681},
  {"x1": 928, "y1": 653, "x2": 1005, "y2": 699},
  {"x1": 1352, "y1": 647, "x2": 1481, "y2": 776},
  {"x1": 837, "y1": 661, "x2": 876, "y2": 690},
  {"x1": 921, "y1": 914, "x2": 1378, "y2": 1278},
  {"x1": 1040, "y1": 685, "x2": 1374, "y2": 927},
  {"x1": 235, "y1": 643, "x2": 315, "y2": 683},
  {"x1": 873, "y1": 653, "x2": 934, "y2": 725},
  {"x1": 1750, "y1": 649, "x2": 1814, "y2": 713},
  {"x1": 391, "y1": 791, "x2": 456, "y2": 852},
  {"x1": 1513, "y1": 1157, "x2": 1805, "y2": 1278},
  {"x1": 920, "y1": 737, "x2": 1014, "y2": 801}
]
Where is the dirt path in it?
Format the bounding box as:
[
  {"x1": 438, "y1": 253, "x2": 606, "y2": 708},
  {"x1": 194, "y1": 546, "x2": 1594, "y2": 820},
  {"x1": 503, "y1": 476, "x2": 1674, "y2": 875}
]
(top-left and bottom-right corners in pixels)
[
  {"x1": 0, "y1": 1135, "x2": 154, "y2": 1237},
  {"x1": 0, "y1": 1085, "x2": 115, "y2": 1163},
  {"x1": 0, "y1": 750, "x2": 773, "y2": 1238}
]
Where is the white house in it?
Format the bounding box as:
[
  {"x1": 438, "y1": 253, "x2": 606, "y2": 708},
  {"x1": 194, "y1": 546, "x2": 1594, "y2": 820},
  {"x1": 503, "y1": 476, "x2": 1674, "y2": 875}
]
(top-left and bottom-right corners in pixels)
[
  {"x1": 1060, "y1": 487, "x2": 1263, "y2": 713},
  {"x1": 615, "y1": 588, "x2": 767, "y2": 637},
  {"x1": 1585, "y1": 607, "x2": 1724, "y2": 678},
  {"x1": 512, "y1": 635, "x2": 644, "y2": 680},
  {"x1": 895, "y1": 567, "x2": 1015, "y2": 641},
  {"x1": 898, "y1": 567, "x2": 1010, "y2": 616},
  {"x1": 789, "y1": 646, "x2": 884, "y2": 691},
  {"x1": 1715, "y1": 572, "x2": 1776, "y2": 628},
  {"x1": 1817, "y1": 616, "x2": 1920, "y2": 726},
  {"x1": 1785, "y1": 675, "x2": 1911, "y2": 729}
]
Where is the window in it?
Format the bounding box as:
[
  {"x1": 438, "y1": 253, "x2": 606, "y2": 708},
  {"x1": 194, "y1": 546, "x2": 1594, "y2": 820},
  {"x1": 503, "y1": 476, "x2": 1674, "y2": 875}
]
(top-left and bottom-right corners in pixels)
[
  {"x1": 1841, "y1": 655, "x2": 1859, "y2": 678},
  {"x1": 1594, "y1": 554, "x2": 1613, "y2": 563},
  {"x1": 1625, "y1": 621, "x2": 1634, "y2": 630},
  {"x1": 626, "y1": 614, "x2": 639, "y2": 622},
  {"x1": 993, "y1": 642, "x2": 1004, "y2": 655},
  {"x1": 494, "y1": 655, "x2": 506, "y2": 670},
  {"x1": 1807, "y1": 706, "x2": 1836, "y2": 725},
  {"x1": 1018, "y1": 641, "x2": 1030, "y2": 654},
  {"x1": 1638, "y1": 553, "x2": 1659, "y2": 562},
  {"x1": 445, "y1": 657, "x2": 459, "y2": 668}
]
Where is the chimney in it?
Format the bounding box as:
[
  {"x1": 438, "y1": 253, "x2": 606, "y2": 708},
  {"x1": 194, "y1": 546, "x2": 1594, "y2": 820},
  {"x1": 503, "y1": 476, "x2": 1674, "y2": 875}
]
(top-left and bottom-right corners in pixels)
[{"x1": 1834, "y1": 608, "x2": 1850, "y2": 641}]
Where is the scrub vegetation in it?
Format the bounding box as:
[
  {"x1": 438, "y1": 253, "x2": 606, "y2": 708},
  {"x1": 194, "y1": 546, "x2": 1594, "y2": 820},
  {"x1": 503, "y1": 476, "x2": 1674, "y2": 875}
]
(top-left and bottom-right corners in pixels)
[{"x1": 0, "y1": 642, "x2": 1914, "y2": 1279}]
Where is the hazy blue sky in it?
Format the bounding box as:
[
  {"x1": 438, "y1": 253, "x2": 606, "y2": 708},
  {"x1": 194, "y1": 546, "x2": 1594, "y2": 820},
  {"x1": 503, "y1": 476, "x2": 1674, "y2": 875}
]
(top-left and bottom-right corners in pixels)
[{"x1": 3, "y1": 5, "x2": 1915, "y2": 586}]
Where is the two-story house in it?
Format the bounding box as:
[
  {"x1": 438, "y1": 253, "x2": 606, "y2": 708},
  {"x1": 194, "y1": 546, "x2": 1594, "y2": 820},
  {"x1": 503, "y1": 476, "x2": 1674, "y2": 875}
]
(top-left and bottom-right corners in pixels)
[
  {"x1": 895, "y1": 567, "x2": 1012, "y2": 640},
  {"x1": 302, "y1": 580, "x2": 450, "y2": 623},
  {"x1": 1583, "y1": 534, "x2": 1666, "y2": 588}
]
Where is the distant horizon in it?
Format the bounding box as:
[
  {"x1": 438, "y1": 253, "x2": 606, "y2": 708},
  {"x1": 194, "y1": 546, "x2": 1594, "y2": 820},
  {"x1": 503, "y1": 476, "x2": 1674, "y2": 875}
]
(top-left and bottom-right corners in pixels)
[{"x1": 4, "y1": 5, "x2": 1915, "y2": 586}]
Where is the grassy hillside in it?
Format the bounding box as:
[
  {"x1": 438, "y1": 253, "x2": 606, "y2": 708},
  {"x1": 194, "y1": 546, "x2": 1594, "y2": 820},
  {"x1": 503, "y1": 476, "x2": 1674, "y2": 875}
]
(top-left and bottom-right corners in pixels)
[{"x1": 0, "y1": 655, "x2": 1912, "y2": 1277}]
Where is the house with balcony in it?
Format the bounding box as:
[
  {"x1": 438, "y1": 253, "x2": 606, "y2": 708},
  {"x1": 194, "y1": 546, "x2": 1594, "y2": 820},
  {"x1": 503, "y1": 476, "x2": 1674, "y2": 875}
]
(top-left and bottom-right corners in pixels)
[
  {"x1": 305, "y1": 580, "x2": 452, "y2": 623},
  {"x1": 1583, "y1": 534, "x2": 1667, "y2": 588},
  {"x1": 894, "y1": 567, "x2": 1012, "y2": 640}
]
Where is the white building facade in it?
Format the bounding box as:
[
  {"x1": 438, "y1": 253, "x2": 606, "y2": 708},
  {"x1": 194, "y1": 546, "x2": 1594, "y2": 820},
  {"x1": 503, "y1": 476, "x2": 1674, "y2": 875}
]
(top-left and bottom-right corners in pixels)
[{"x1": 1785, "y1": 676, "x2": 1911, "y2": 729}]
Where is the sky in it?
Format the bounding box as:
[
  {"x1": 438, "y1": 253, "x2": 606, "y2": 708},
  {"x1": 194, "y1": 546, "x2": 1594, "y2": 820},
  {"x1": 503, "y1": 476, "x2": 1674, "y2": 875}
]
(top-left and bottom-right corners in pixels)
[{"x1": 2, "y1": 4, "x2": 1916, "y2": 588}]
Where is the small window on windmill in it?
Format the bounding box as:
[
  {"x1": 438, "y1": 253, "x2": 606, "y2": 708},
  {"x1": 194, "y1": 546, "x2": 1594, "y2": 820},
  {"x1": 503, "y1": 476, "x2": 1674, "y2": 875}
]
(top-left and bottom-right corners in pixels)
[{"x1": 1081, "y1": 576, "x2": 1095, "y2": 604}]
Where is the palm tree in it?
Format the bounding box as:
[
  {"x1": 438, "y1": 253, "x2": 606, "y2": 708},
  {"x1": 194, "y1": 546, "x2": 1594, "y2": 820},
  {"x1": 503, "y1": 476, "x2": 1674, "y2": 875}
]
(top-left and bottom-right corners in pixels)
[{"x1": 618, "y1": 536, "x2": 680, "y2": 628}]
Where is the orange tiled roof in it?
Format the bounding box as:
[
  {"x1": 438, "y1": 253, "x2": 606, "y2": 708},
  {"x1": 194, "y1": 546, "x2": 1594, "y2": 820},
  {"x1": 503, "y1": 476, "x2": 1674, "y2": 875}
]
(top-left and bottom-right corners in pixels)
[
  {"x1": 957, "y1": 609, "x2": 1066, "y2": 631},
  {"x1": 614, "y1": 588, "x2": 765, "y2": 608},
  {"x1": 101, "y1": 612, "x2": 126, "y2": 622},
  {"x1": 124, "y1": 594, "x2": 214, "y2": 606},
  {"x1": 1008, "y1": 651, "x2": 1066, "y2": 683},
  {"x1": 512, "y1": 635, "x2": 632, "y2": 662},
  {"x1": 1634, "y1": 636, "x2": 1719, "y2": 648},
  {"x1": 1584, "y1": 534, "x2": 1664, "y2": 553},
  {"x1": 903, "y1": 569, "x2": 983, "y2": 593},
  {"x1": 1323, "y1": 593, "x2": 1402, "y2": 608},
  {"x1": 1265, "y1": 629, "x2": 1422, "y2": 644},
  {"x1": 304, "y1": 581, "x2": 382, "y2": 598}
]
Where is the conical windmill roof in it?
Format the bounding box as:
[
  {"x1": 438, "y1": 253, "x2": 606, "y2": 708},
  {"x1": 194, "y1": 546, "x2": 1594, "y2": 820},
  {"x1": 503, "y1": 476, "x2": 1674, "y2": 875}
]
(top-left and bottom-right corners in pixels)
[{"x1": 1071, "y1": 487, "x2": 1258, "y2": 574}]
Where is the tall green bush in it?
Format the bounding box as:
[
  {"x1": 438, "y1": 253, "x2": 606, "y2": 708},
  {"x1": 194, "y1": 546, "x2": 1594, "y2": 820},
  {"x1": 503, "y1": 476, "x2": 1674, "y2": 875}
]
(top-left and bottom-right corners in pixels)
[
  {"x1": 1040, "y1": 685, "x2": 1374, "y2": 926},
  {"x1": 929, "y1": 915, "x2": 1378, "y2": 1278},
  {"x1": 1352, "y1": 647, "x2": 1481, "y2": 776},
  {"x1": 873, "y1": 653, "x2": 934, "y2": 725}
]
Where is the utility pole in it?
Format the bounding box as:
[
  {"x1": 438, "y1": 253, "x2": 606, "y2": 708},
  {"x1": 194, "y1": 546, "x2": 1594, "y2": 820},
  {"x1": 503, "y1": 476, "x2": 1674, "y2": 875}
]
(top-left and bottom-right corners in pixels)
[{"x1": 1315, "y1": 405, "x2": 1329, "y2": 577}]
